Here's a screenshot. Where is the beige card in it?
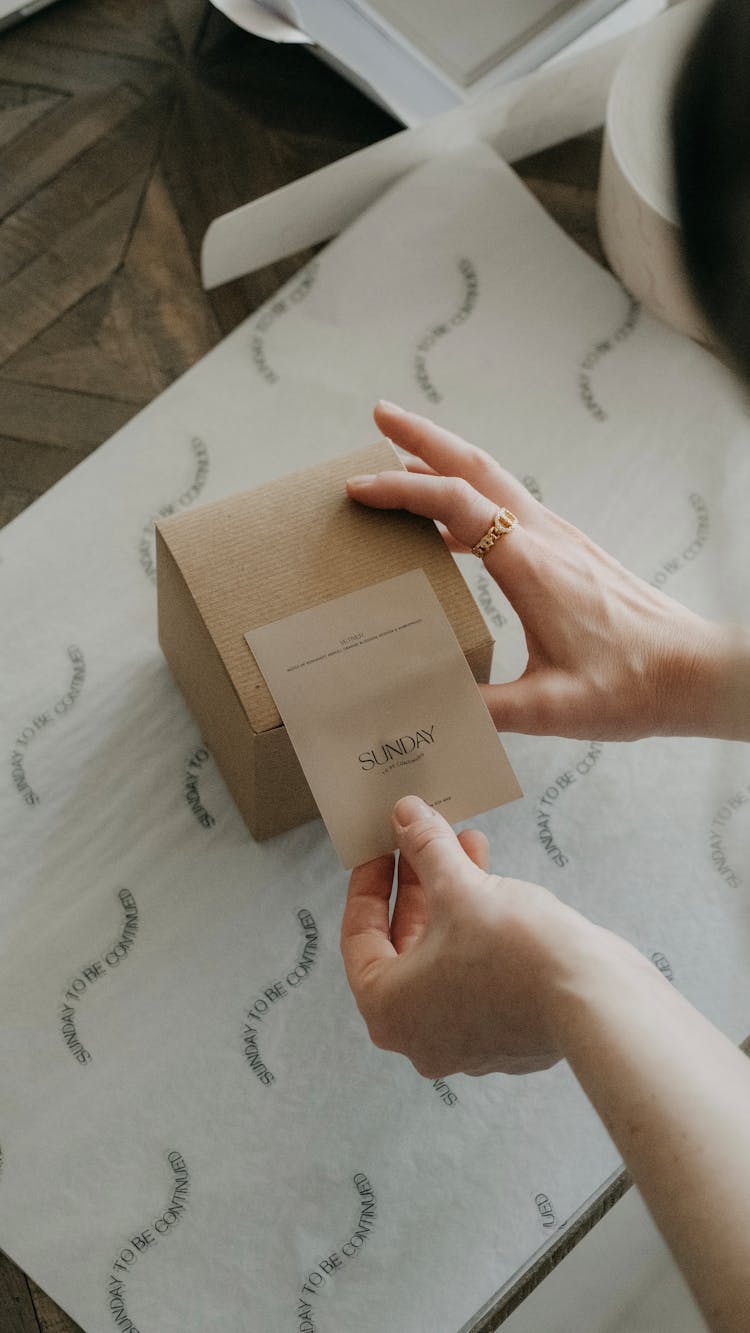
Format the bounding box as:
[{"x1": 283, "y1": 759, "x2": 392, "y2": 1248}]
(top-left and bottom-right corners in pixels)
[{"x1": 245, "y1": 570, "x2": 522, "y2": 867}]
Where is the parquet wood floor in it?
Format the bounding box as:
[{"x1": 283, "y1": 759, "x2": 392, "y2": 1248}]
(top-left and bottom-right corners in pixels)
[{"x1": 0, "y1": 1, "x2": 604, "y2": 1327}]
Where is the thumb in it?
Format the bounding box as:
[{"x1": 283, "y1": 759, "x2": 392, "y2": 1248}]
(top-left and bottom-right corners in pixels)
[
  {"x1": 481, "y1": 670, "x2": 575, "y2": 736},
  {"x1": 392, "y1": 796, "x2": 487, "y2": 897}
]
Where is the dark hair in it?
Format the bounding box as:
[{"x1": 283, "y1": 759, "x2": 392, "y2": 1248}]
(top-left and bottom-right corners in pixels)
[{"x1": 671, "y1": 0, "x2": 750, "y2": 381}]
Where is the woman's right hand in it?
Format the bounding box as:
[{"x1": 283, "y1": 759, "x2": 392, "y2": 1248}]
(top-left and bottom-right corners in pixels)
[{"x1": 346, "y1": 402, "x2": 748, "y2": 742}]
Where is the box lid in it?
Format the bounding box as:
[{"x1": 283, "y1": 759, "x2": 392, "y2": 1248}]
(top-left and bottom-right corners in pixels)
[{"x1": 157, "y1": 440, "x2": 492, "y2": 735}]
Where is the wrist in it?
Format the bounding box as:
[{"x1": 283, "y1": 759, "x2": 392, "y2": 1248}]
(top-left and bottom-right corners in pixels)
[
  {"x1": 492, "y1": 883, "x2": 651, "y2": 1058},
  {"x1": 664, "y1": 620, "x2": 750, "y2": 740},
  {"x1": 533, "y1": 906, "x2": 661, "y2": 1057}
]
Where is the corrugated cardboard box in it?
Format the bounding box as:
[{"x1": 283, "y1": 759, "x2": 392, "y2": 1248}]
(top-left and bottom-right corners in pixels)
[{"x1": 156, "y1": 441, "x2": 494, "y2": 841}]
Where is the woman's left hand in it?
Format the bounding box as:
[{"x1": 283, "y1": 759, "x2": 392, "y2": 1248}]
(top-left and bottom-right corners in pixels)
[{"x1": 341, "y1": 795, "x2": 596, "y2": 1077}]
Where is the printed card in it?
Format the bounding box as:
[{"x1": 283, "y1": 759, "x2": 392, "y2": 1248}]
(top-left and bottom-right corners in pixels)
[{"x1": 245, "y1": 570, "x2": 522, "y2": 867}]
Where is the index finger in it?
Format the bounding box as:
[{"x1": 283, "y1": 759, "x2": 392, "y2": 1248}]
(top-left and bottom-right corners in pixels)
[
  {"x1": 347, "y1": 469, "x2": 501, "y2": 553},
  {"x1": 373, "y1": 401, "x2": 536, "y2": 522},
  {"x1": 341, "y1": 854, "x2": 397, "y2": 992}
]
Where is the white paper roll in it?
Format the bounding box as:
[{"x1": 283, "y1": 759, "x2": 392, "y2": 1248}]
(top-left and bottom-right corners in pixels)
[{"x1": 598, "y1": 0, "x2": 711, "y2": 341}]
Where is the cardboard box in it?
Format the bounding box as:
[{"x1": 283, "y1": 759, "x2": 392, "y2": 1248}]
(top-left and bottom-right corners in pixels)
[{"x1": 156, "y1": 441, "x2": 494, "y2": 841}]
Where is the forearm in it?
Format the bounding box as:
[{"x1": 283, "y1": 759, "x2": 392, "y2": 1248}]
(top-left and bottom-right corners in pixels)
[{"x1": 547, "y1": 925, "x2": 750, "y2": 1330}]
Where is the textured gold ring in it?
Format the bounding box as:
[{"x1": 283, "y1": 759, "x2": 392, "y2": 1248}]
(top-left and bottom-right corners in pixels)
[{"x1": 471, "y1": 508, "x2": 518, "y2": 559}]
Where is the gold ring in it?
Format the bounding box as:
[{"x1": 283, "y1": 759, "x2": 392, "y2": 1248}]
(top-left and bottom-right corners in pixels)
[{"x1": 471, "y1": 508, "x2": 518, "y2": 558}]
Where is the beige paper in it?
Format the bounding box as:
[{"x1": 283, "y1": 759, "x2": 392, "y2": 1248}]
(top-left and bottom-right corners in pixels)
[{"x1": 245, "y1": 570, "x2": 522, "y2": 867}]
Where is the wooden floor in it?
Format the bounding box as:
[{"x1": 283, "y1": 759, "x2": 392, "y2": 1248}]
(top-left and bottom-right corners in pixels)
[{"x1": 0, "y1": 1, "x2": 604, "y2": 1328}]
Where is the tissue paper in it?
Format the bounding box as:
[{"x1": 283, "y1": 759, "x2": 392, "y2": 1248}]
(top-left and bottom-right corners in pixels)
[{"x1": 1, "y1": 143, "x2": 749, "y2": 1333}]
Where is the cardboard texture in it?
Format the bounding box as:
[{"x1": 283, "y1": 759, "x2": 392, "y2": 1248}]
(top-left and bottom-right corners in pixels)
[{"x1": 156, "y1": 440, "x2": 494, "y2": 840}]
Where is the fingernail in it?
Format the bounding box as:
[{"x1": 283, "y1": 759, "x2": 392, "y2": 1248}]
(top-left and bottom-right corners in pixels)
[
  {"x1": 376, "y1": 399, "x2": 406, "y2": 415},
  {"x1": 393, "y1": 795, "x2": 434, "y2": 831},
  {"x1": 346, "y1": 474, "x2": 376, "y2": 489}
]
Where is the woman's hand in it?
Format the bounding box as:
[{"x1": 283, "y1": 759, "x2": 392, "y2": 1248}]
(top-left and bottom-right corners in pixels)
[
  {"x1": 340, "y1": 794, "x2": 597, "y2": 1077},
  {"x1": 346, "y1": 402, "x2": 749, "y2": 741},
  {"x1": 343, "y1": 796, "x2": 750, "y2": 1329}
]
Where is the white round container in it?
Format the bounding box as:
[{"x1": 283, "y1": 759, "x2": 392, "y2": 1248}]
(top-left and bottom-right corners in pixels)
[{"x1": 597, "y1": 0, "x2": 711, "y2": 342}]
